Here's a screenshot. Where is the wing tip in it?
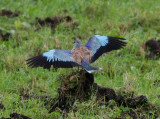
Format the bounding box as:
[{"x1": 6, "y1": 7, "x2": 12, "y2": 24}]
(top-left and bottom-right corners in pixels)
[
  {"x1": 108, "y1": 36, "x2": 126, "y2": 40},
  {"x1": 108, "y1": 36, "x2": 127, "y2": 47}
]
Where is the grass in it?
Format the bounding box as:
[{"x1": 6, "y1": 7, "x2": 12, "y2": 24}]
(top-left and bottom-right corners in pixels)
[{"x1": 0, "y1": 0, "x2": 160, "y2": 118}]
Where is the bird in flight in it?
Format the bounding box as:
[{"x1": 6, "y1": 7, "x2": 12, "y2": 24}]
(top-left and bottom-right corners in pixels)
[{"x1": 27, "y1": 35, "x2": 126, "y2": 73}]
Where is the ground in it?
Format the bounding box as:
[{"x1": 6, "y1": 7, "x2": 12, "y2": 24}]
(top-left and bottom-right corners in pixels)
[{"x1": 0, "y1": 0, "x2": 160, "y2": 118}]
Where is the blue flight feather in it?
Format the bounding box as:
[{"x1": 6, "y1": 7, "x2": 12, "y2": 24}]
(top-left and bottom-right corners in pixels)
[
  {"x1": 27, "y1": 49, "x2": 79, "y2": 69},
  {"x1": 85, "y1": 35, "x2": 126, "y2": 63}
]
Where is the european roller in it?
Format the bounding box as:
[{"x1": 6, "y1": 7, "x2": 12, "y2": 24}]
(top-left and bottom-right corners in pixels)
[{"x1": 27, "y1": 35, "x2": 126, "y2": 73}]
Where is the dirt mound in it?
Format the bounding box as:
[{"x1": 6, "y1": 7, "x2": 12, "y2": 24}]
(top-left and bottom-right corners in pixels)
[
  {"x1": 1, "y1": 113, "x2": 31, "y2": 119},
  {"x1": 44, "y1": 70, "x2": 158, "y2": 118},
  {"x1": 0, "y1": 29, "x2": 11, "y2": 41},
  {"x1": 145, "y1": 39, "x2": 160, "y2": 59},
  {"x1": 35, "y1": 15, "x2": 78, "y2": 31},
  {"x1": 0, "y1": 9, "x2": 20, "y2": 18},
  {"x1": 138, "y1": 39, "x2": 160, "y2": 59}
]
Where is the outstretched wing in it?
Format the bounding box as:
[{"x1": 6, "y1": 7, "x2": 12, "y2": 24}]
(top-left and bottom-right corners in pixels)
[
  {"x1": 85, "y1": 35, "x2": 127, "y2": 63},
  {"x1": 26, "y1": 49, "x2": 80, "y2": 69}
]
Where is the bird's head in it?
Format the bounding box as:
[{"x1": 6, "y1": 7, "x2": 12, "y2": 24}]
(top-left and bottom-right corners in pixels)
[{"x1": 73, "y1": 40, "x2": 82, "y2": 49}]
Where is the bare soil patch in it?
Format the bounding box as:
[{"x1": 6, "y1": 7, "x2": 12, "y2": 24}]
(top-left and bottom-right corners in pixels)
[
  {"x1": 44, "y1": 70, "x2": 158, "y2": 118},
  {"x1": 0, "y1": 9, "x2": 20, "y2": 18}
]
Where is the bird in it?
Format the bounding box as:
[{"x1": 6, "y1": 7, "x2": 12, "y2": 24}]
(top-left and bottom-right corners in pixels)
[{"x1": 27, "y1": 35, "x2": 126, "y2": 73}]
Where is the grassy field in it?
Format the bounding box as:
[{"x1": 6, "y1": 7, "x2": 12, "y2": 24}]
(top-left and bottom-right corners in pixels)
[{"x1": 0, "y1": 0, "x2": 160, "y2": 118}]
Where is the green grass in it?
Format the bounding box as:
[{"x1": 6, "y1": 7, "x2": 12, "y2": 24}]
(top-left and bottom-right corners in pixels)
[{"x1": 0, "y1": 0, "x2": 160, "y2": 118}]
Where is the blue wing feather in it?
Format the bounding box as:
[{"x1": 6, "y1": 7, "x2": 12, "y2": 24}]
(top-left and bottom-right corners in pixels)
[
  {"x1": 27, "y1": 49, "x2": 79, "y2": 69},
  {"x1": 86, "y1": 35, "x2": 109, "y2": 55},
  {"x1": 85, "y1": 35, "x2": 126, "y2": 63}
]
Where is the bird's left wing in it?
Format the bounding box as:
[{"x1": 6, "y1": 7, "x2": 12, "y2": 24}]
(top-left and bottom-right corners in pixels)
[
  {"x1": 27, "y1": 49, "x2": 80, "y2": 69},
  {"x1": 85, "y1": 35, "x2": 127, "y2": 63}
]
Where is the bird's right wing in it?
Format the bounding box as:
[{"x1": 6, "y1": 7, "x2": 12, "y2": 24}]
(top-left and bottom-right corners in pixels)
[
  {"x1": 26, "y1": 49, "x2": 80, "y2": 69},
  {"x1": 85, "y1": 35, "x2": 127, "y2": 63}
]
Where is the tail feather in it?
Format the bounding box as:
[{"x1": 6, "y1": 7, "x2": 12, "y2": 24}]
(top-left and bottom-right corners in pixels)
[{"x1": 81, "y1": 58, "x2": 102, "y2": 73}]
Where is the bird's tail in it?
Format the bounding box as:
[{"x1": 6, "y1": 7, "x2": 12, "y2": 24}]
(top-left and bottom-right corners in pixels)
[{"x1": 81, "y1": 58, "x2": 102, "y2": 73}]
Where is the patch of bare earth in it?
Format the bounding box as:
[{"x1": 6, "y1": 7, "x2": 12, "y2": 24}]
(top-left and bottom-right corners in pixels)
[
  {"x1": 0, "y1": 9, "x2": 20, "y2": 18},
  {"x1": 35, "y1": 15, "x2": 78, "y2": 31},
  {"x1": 139, "y1": 39, "x2": 160, "y2": 59},
  {"x1": 0, "y1": 29, "x2": 11, "y2": 41},
  {"x1": 44, "y1": 70, "x2": 159, "y2": 118}
]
